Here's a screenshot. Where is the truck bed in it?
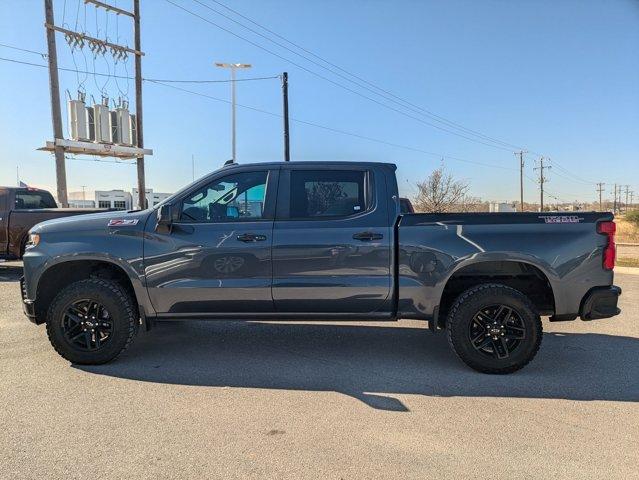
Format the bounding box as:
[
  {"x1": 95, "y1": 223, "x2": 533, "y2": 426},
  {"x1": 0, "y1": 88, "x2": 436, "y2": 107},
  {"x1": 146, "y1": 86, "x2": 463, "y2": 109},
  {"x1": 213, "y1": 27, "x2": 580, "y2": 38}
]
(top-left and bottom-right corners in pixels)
[{"x1": 396, "y1": 211, "x2": 614, "y2": 321}]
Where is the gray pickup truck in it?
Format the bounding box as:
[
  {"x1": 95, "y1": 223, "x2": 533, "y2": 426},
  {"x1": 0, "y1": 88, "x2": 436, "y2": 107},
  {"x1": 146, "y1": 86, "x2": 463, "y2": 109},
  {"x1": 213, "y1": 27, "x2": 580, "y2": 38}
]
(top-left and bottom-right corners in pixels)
[{"x1": 21, "y1": 161, "x2": 621, "y2": 373}]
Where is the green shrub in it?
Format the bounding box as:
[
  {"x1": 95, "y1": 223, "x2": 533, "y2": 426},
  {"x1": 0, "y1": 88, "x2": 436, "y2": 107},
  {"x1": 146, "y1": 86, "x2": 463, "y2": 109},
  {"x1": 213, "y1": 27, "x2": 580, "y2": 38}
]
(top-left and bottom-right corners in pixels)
[{"x1": 626, "y1": 210, "x2": 639, "y2": 228}]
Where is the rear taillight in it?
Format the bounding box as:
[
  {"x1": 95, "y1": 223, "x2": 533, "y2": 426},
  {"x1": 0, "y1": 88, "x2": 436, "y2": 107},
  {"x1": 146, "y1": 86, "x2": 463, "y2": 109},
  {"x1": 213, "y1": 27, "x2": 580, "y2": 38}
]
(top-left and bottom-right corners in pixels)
[{"x1": 597, "y1": 221, "x2": 616, "y2": 270}]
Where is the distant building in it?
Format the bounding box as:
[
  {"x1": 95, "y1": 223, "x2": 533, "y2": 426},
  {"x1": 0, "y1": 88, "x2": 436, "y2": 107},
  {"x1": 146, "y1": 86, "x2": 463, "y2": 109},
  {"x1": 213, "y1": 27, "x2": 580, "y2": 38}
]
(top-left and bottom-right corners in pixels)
[
  {"x1": 95, "y1": 190, "x2": 133, "y2": 210},
  {"x1": 92, "y1": 188, "x2": 173, "y2": 210},
  {"x1": 489, "y1": 202, "x2": 516, "y2": 213},
  {"x1": 132, "y1": 188, "x2": 172, "y2": 209},
  {"x1": 68, "y1": 199, "x2": 96, "y2": 208}
]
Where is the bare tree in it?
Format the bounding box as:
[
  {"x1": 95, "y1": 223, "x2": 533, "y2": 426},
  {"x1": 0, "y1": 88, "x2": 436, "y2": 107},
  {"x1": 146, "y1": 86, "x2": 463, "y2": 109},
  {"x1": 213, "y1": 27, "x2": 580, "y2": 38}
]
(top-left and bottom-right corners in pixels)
[{"x1": 413, "y1": 167, "x2": 472, "y2": 213}]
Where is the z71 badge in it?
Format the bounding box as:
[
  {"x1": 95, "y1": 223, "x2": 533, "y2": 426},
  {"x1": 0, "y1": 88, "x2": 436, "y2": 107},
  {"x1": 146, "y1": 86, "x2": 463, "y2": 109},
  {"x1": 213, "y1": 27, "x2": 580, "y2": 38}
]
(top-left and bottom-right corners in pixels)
[
  {"x1": 108, "y1": 219, "x2": 139, "y2": 226},
  {"x1": 539, "y1": 215, "x2": 583, "y2": 224}
]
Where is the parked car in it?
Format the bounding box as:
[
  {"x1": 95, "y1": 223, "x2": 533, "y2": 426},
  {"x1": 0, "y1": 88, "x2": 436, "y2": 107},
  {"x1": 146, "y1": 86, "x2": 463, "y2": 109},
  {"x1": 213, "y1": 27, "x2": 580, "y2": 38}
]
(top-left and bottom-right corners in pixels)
[
  {"x1": 0, "y1": 186, "x2": 105, "y2": 259},
  {"x1": 21, "y1": 162, "x2": 621, "y2": 373}
]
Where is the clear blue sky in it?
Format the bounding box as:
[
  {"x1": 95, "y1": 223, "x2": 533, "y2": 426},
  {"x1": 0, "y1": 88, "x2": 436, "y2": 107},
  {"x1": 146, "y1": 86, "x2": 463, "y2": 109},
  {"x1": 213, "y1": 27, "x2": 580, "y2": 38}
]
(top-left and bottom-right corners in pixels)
[{"x1": 1, "y1": 0, "x2": 638, "y2": 204}]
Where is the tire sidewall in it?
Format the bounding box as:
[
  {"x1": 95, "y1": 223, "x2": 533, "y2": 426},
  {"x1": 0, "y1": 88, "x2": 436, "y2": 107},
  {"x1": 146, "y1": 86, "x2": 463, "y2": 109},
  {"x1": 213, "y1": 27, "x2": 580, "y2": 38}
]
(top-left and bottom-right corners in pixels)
[{"x1": 448, "y1": 285, "x2": 542, "y2": 373}]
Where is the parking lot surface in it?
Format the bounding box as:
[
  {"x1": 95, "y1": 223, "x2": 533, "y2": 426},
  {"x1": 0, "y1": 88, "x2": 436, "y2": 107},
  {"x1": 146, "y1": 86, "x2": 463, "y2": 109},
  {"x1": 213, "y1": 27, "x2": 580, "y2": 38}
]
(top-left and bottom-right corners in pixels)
[{"x1": 1, "y1": 263, "x2": 638, "y2": 479}]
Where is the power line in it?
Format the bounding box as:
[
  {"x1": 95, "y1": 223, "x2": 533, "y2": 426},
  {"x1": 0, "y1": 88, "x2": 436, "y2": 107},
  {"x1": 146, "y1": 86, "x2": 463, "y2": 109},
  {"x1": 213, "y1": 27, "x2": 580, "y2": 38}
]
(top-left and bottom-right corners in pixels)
[
  {"x1": 0, "y1": 55, "x2": 279, "y2": 83},
  {"x1": 147, "y1": 79, "x2": 519, "y2": 172},
  {"x1": 197, "y1": 0, "x2": 523, "y2": 151},
  {"x1": 0, "y1": 42, "x2": 48, "y2": 58},
  {"x1": 203, "y1": 0, "x2": 638, "y2": 191},
  {"x1": 1, "y1": 44, "x2": 625, "y2": 199},
  {"x1": 165, "y1": 0, "x2": 519, "y2": 153}
]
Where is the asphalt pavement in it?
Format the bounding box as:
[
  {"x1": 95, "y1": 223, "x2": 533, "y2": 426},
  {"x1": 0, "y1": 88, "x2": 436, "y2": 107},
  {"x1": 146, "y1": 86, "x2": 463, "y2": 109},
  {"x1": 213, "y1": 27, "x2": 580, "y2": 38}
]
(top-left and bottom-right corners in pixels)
[{"x1": 1, "y1": 263, "x2": 638, "y2": 479}]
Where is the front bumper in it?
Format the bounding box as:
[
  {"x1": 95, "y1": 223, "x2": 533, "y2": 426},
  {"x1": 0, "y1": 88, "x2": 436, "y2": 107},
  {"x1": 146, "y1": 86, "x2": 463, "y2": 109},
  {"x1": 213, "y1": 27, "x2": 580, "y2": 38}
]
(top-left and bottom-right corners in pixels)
[
  {"x1": 580, "y1": 285, "x2": 621, "y2": 320},
  {"x1": 20, "y1": 276, "x2": 37, "y2": 323}
]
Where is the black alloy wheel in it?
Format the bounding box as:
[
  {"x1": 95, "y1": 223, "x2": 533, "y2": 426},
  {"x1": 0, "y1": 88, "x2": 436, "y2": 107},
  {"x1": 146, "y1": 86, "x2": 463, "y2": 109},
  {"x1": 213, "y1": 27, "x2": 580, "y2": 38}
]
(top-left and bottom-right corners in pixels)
[
  {"x1": 468, "y1": 304, "x2": 526, "y2": 360},
  {"x1": 61, "y1": 299, "x2": 114, "y2": 351}
]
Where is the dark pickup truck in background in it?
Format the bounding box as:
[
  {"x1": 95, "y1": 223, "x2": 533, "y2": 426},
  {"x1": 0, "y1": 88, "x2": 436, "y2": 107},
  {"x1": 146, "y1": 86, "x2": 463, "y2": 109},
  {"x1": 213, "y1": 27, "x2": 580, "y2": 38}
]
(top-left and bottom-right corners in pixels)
[
  {"x1": 0, "y1": 186, "x2": 104, "y2": 259},
  {"x1": 21, "y1": 161, "x2": 621, "y2": 373}
]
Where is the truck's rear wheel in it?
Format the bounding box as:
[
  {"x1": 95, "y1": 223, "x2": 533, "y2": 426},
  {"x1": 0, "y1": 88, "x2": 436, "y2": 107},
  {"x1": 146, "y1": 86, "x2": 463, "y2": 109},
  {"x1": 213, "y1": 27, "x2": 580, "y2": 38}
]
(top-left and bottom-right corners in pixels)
[
  {"x1": 46, "y1": 278, "x2": 137, "y2": 364},
  {"x1": 446, "y1": 283, "x2": 542, "y2": 374}
]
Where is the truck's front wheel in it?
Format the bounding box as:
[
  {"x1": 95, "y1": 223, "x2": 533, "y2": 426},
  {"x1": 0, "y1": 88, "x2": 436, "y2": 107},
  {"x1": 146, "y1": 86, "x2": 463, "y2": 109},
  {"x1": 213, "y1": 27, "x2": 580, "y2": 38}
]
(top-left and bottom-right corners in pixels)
[
  {"x1": 446, "y1": 284, "x2": 542, "y2": 374},
  {"x1": 45, "y1": 278, "x2": 138, "y2": 364}
]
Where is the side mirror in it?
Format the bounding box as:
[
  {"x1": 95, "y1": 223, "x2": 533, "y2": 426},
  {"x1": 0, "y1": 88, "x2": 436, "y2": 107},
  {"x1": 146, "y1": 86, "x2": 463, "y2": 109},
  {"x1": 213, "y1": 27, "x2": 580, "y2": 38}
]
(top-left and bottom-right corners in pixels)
[{"x1": 156, "y1": 204, "x2": 173, "y2": 234}]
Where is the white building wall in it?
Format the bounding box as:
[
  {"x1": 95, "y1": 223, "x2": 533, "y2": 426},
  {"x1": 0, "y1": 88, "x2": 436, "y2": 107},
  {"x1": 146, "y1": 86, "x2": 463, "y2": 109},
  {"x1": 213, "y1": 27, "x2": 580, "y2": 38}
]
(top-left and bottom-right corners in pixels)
[
  {"x1": 68, "y1": 199, "x2": 96, "y2": 208},
  {"x1": 132, "y1": 188, "x2": 172, "y2": 209},
  {"x1": 94, "y1": 190, "x2": 133, "y2": 210},
  {"x1": 489, "y1": 202, "x2": 517, "y2": 213}
]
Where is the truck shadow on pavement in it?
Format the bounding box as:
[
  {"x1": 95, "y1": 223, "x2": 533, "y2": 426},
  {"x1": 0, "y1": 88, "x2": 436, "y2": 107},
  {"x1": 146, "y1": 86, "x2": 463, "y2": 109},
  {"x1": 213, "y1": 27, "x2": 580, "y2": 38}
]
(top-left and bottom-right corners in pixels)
[{"x1": 76, "y1": 320, "x2": 639, "y2": 411}]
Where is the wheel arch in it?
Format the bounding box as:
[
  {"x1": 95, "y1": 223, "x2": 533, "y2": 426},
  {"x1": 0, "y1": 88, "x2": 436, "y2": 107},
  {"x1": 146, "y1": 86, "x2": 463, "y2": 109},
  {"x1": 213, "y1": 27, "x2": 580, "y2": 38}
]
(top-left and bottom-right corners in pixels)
[
  {"x1": 34, "y1": 258, "x2": 146, "y2": 326},
  {"x1": 436, "y1": 258, "x2": 556, "y2": 329}
]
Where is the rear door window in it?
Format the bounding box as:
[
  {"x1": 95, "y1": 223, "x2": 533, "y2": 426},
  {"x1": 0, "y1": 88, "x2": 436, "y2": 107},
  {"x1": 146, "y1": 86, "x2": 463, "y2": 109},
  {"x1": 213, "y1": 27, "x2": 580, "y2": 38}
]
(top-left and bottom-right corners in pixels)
[{"x1": 289, "y1": 170, "x2": 367, "y2": 219}]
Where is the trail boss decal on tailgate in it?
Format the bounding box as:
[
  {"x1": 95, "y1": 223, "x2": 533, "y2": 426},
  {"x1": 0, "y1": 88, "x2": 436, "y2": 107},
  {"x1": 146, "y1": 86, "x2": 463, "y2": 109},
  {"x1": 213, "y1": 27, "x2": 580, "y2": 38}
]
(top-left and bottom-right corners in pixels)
[
  {"x1": 108, "y1": 219, "x2": 139, "y2": 226},
  {"x1": 539, "y1": 215, "x2": 583, "y2": 224}
]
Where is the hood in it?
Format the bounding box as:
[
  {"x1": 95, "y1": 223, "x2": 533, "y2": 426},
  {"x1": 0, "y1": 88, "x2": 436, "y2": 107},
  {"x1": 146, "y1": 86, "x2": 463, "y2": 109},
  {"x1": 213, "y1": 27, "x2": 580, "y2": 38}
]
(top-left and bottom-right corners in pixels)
[{"x1": 31, "y1": 209, "x2": 153, "y2": 234}]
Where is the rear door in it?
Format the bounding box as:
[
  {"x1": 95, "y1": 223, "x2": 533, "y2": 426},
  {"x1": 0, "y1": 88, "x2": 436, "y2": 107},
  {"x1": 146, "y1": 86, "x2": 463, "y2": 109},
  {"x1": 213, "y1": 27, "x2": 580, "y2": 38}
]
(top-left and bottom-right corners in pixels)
[{"x1": 272, "y1": 165, "x2": 392, "y2": 314}]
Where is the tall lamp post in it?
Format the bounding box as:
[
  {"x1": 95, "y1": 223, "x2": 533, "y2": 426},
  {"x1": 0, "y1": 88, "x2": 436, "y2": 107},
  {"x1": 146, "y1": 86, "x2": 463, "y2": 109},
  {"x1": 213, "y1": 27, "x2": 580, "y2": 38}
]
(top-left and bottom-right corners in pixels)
[{"x1": 215, "y1": 62, "x2": 252, "y2": 163}]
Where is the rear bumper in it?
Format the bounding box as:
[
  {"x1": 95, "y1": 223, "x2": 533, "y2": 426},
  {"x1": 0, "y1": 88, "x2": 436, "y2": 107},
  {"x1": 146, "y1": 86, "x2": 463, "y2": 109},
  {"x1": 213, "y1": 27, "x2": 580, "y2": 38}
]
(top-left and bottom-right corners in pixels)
[
  {"x1": 20, "y1": 276, "x2": 37, "y2": 324},
  {"x1": 580, "y1": 285, "x2": 621, "y2": 320}
]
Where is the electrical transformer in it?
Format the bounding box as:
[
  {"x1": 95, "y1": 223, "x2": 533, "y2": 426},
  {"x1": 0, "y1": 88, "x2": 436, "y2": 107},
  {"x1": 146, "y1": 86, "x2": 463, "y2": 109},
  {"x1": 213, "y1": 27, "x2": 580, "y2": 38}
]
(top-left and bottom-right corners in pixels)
[
  {"x1": 114, "y1": 106, "x2": 132, "y2": 146},
  {"x1": 93, "y1": 102, "x2": 112, "y2": 143},
  {"x1": 130, "y1": 114, "x2": 138, "y2": 146},
  {"x1": 110, "y1": 110, "x2": 119, "y2": 144},
  {"x1": 68, "y1": 97, "x2": 90, "y2": 141}
]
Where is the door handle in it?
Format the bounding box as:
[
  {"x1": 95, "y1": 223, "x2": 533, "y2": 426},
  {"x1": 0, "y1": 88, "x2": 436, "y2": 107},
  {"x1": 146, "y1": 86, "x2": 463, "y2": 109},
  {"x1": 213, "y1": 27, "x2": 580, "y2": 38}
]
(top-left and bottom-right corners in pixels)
[
  {"x1": 352, "y1": 231, "x2": 383, "y2": 241},
  {"x1": 237, "y1": 233, "x2": 267, "y2": 242}
]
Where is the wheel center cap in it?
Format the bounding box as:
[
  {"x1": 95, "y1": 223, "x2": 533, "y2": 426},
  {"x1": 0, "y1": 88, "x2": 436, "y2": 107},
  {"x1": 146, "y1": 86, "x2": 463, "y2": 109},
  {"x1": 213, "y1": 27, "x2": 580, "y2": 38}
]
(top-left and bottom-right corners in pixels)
[{"x1": 489, "y1": 327, "x2": 501, "y2": 335}]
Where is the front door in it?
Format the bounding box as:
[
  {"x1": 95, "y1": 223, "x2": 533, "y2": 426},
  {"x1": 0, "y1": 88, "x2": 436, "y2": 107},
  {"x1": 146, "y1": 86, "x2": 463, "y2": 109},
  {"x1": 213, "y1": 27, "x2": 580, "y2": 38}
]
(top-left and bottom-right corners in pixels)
[
  {"x1": 272, "y1": 167, "x2": 392, "y2": 314},
  {"x1": 144, "y1": 168, "x2": 278, "y2": 316}
]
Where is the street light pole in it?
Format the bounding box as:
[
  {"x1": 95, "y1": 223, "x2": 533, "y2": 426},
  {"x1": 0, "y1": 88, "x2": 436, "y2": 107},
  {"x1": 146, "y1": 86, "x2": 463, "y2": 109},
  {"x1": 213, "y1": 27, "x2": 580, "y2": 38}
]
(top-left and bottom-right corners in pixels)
[
  {"x1": 282, "y1": 72, "x2": 290, "y2": 162},
  {"x1": 215, "y1": 62, "x2": 251, "y2": 163}
]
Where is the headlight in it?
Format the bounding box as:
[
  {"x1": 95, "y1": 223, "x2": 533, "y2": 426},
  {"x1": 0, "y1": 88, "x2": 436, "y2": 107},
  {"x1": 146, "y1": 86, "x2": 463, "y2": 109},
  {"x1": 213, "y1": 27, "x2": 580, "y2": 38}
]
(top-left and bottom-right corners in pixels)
[{"x1": 26, "y1": 233, "x2": 40, "y2": 249}]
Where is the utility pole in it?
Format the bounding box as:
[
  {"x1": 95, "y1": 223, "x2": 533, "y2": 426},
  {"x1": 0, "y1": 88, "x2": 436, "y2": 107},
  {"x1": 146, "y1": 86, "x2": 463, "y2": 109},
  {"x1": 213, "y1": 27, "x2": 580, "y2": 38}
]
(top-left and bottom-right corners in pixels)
[
  {"x1": 630, "y1": 191, "x2": 635, "y2": 211},
  {"x1": 516, "y1": 151, "x2": 525, "y2": 212},
  {"x1": 133, "y1": 0, "x2": 146, "y2": 210},
  {"x1": 215, "y1": 62, "x2": 252, "y2": 163},
  {"x1": 44, "y1": 0, "x2": 68, "y2": 207},
  {"x1": 613, "y1": 184, "x2": 618, "y2": 214},
  {"x1": 534, "y1": 157, "x2": 550, "y2": 212},
  {"x1": 624, "y1": 185, "x2": 630, "y2": 214},
  {"x1": 596, "y1": 183, "x2": 605, "y2": 211},
  {"x1": 282, "y1": 72, "x2": 290, "y2": 162},
  {"x1": 44, "y1": 0, "x2": 149, "y2": 209}
]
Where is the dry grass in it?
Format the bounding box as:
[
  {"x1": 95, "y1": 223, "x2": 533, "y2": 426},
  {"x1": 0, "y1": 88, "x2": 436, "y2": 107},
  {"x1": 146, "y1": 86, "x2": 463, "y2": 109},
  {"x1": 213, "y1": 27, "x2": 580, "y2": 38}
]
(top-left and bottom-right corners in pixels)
[
  {"x1": 617, "y1": 257, "x2": 639, "y2": 268},
  {"x1": 616, "y1": 216, "x2": 639, "y2": 244}
]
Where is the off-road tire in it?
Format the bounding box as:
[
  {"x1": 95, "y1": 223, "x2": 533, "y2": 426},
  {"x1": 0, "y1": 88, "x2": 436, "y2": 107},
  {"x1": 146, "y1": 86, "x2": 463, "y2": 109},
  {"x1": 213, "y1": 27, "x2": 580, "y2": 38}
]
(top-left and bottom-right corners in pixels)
[
  {"x1": 447, "y1": 283, "x2": 542, "y2": 374},
  {"x1": 46, "y1": 278, "x2": 137, "y2": 364}
]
